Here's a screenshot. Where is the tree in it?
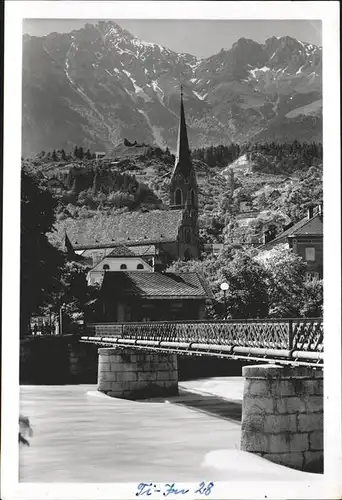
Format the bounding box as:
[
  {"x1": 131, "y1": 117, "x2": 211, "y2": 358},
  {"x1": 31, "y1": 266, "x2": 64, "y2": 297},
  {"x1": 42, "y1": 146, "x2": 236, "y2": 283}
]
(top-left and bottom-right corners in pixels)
[
  {"x1": 58, "y1": 261, "x2": 97, "y2": 316},
  {"x1": 42, "y1": 260, "x2": 100, "y2": 333},
  {"x1": 216, "y1": 250, "x2": 269, "y2": 319},
  {"x1": 250, "y1": 210, "x2": 291, "y2": 239},
  {"x1": 282, "y1": 166, "x2": 322, "y2": 221},
  {"x1": 300, "y1": 278, "x2": 323, "y2": 318},
  {"x1": 20, "y1": 169, "x2": 65, "y2": 336},
  {"x1": 255, "y1": 244, "x2": 307, "y2": 317},
  {"x1": 167, "y1": 247, "x2": 269, "y2": 319},
  {"x1": 218, "y1": 189, "x2": 233, "y2": 215},
  {"x1": 256, "y1": 192, "x2": 268, "y2": 210}
]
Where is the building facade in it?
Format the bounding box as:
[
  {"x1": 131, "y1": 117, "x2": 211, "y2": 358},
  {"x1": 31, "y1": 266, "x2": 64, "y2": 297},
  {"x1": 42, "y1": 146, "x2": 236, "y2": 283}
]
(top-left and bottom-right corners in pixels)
[{"x1": 86, "y1": 244, "x2": 153, "y2": 286}]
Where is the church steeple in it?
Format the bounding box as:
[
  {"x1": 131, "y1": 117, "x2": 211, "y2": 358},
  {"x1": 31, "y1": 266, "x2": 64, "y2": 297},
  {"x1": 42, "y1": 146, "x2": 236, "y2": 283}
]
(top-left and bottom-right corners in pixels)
[
  {"x1": 169, "y1": 86, "x2": 200, "y2": 260},
  {"x1": 170, "y1": 86, "x2": 198, "y2": 210},
  {"x1": 173, "y1": 85, "x2": 192, "y2": 178}
]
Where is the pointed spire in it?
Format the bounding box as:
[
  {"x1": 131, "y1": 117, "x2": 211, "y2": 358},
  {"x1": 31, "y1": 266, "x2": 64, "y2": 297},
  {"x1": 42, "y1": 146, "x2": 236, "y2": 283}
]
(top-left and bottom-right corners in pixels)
[{"x1": 173, "y1": 85, "x2": 191, "y2": 177}]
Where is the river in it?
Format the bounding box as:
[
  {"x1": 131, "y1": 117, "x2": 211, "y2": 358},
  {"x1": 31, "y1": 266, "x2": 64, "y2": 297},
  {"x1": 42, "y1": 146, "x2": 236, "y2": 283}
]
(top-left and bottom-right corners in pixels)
[
  {"x1": 19, "y1": 381, "x2": 242, "y2": 482},
  {"x1": 19, "y1": 379, "x2": 319, "y2": 483}
]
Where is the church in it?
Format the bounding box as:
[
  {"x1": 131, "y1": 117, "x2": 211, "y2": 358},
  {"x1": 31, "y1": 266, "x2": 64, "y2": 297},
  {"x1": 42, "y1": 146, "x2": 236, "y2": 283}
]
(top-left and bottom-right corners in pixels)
[{"x1": 55, "y1": 88, "x2": 200, "y2": 272}]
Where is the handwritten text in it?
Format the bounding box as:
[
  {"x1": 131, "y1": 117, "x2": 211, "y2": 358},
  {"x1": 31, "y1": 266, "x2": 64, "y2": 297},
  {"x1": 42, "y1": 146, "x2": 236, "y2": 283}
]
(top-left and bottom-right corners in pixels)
[{"x1": 136, "y1": 482, "x2": 214, "y2": 497}]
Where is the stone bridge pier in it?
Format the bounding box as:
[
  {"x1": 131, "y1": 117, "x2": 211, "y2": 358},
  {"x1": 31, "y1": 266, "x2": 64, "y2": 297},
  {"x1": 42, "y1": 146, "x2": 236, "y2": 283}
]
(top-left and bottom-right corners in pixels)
[
  {"x1": 97, "y1": 347, "x2": 178, "y2": 399},
  {"x1": 241, "y1": 364, "x2": 323, "y2": 473}
]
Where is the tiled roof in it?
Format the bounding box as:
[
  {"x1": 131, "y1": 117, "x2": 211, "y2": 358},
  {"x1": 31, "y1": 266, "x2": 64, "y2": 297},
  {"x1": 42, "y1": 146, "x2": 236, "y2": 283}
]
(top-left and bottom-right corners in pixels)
[
  {"x1": 128, "y1": 245, "x2": 157, "y2": 256},
  {"x1": 289, "y1": 216, "x2": 323, "y2": 236},
  {"x1": 262, "y1": 213, "x2": 323, "y2": 249},
  {"x1": 107, "y1": 245, "x2": 136, "y2": 257},
  {"x1": 52, "y1": 209, "x2": 184, "y2": 249},
  {"x1": 101, "y1": 271, "x2": 212, "y2": 299}
]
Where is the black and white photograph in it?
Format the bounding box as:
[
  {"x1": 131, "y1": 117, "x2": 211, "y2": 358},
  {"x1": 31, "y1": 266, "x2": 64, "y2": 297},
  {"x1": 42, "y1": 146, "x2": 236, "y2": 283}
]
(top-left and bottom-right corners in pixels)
[{"x1": 2, "y1": 2, "x2": 341, "y2": 499}]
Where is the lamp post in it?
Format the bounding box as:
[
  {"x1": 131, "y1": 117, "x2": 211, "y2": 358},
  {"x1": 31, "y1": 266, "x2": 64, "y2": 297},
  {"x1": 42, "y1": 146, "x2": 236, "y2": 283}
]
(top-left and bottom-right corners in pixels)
[
  {"x1": 220, "y1": 282, "x2": 229, "y2": 319},
  {"x1": 59, "y1": 303, "x2": 66, "y2": 335}
]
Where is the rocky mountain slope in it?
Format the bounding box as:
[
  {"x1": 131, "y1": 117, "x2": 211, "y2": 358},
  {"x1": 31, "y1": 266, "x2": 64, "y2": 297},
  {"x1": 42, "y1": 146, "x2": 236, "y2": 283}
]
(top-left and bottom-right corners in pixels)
[{"x1": 22, "y1": 21, "x2": 322, "y2": 156}]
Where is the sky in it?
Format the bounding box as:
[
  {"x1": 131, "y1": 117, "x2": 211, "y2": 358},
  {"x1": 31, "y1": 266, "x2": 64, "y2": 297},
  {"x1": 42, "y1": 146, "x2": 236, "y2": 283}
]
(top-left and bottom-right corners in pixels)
[{"x1": 23, "y1": 19, "x2": 322, "y2": 58}]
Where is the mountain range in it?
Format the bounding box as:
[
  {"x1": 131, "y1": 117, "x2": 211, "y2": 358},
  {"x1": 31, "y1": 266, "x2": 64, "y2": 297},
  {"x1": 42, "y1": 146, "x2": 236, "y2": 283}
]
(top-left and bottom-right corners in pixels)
[{"x1": 22, "y1": 21, "x2": 322, "y2": 157}]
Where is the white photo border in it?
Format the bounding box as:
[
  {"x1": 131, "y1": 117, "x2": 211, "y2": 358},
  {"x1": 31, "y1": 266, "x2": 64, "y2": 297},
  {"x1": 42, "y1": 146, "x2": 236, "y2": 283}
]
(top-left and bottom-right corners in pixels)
[{"x1": 2, "y1": 1, "x2": 341, "y2": 499}]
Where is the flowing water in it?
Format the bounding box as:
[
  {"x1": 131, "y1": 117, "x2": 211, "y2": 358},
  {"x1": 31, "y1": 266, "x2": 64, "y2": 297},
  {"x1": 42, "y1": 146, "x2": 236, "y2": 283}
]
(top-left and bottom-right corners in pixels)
[
  {"x1": 19, "y1": 379, "x2": 318, "y2": 483},
  {"x1": 19, "y1": 382, "x2": 242, "y2": 483}
]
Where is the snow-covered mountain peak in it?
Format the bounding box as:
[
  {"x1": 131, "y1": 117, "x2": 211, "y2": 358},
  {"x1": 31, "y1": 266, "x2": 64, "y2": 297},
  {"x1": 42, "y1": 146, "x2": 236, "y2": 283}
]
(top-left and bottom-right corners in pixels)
[
  {"x1": 22, "y1": 26, "x2": 322, "y2": 156},
  {"x1": 98, "y1": 20, "x2": 131, "y2": 38}
]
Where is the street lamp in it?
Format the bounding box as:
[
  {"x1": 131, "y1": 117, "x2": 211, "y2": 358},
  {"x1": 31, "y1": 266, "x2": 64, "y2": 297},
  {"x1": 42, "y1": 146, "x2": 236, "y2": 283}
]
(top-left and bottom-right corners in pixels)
[
  {"x1": 59, "y1": 303, "x2": 66, "y2": 335},
  {"x1": 220, "y1": 282, "x2": 229, "y2": 319}
]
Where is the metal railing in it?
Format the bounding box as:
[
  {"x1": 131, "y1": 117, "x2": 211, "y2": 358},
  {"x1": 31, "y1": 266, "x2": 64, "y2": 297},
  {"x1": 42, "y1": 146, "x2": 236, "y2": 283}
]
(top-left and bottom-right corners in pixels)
[
  {"x1": 85, "y1": 318, "x2": 323, "y2": 350},
  {"x1": 81, "y1": 318, "x2": 323, "y2": 367}
]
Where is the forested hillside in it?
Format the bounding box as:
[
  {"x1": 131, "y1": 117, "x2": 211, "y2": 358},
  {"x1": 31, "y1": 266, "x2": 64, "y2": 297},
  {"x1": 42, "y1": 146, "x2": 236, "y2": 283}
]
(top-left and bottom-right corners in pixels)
[{"x1": 23, "y1": 140, "x2": 323, "y2": 245}]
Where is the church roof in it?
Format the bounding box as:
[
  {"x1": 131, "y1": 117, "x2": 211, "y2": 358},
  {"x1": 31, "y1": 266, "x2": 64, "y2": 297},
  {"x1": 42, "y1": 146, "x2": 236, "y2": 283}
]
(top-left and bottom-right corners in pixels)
[
  {"x1": 172, "y1": 88, "x2": 193, "y2": 179},
  {"x1": 101, "y1": 271, "x2": 213, "y2": 300},
  {"x1": 52, "y1": 209, "x2": 184, "y2": 250}
]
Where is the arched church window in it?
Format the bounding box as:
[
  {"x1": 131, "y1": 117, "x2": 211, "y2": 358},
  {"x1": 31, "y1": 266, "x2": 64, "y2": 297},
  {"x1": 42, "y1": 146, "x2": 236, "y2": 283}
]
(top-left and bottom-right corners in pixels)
[
  {"x1": 103, "y1": 264, "x2": 110, "y2": 271},
  {"x1": 120, "y1": 264, "x2": 127, "y2": 270},
  {"x1": 175, "y1": 189, "x2": 183, "y2": 206},
  {"x1": 137, "y1": 263, "x2": 144, "y2": 269},
  {"x1": 190, "y1": 189, "x2": 196, "y2": 206},
  {"x1": 184, "y1": 227, "x2": 191, "y2": 243}
]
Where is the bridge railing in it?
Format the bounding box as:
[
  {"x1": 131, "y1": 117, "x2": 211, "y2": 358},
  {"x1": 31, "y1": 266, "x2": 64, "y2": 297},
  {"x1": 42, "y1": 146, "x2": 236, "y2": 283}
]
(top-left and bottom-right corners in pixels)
[{"x1": 85, "y1": 318, "x2": 323, "y2": 353}]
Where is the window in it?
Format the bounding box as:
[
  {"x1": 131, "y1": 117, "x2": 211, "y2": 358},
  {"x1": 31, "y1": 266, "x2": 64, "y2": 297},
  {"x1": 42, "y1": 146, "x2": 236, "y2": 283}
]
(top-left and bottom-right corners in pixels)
[
  {"x1": 120, "y1": 264, "x2": 127, "y2": 270},
  {"x1": 190, "y1": 189, "x2": 196, "y2": 206},
  {"x1": 175, "y1": 189, "x2": 183, "y2": 206},
  {"x1": 305, "y1": 247, "x2": 316, "y2": 261},
  {"x1": 137, "y1": 263, "x2": 144, "y2": 269},
  {"x1": 103, "y1": 264, "x2": 110, "y2": 271}
]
